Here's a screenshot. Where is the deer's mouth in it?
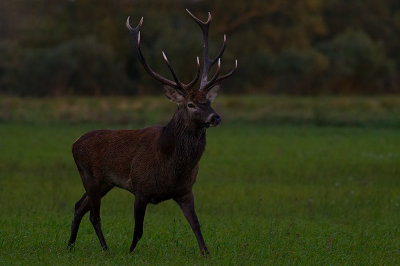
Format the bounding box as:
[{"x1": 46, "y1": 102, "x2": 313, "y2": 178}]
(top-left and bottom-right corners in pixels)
[{"x1": 204, "y1": 120, "x2": 220, "y2": 128}]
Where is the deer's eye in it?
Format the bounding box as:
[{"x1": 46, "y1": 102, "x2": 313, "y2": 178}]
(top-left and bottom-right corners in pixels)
[{"x1": 187, "y1": 103, "x2": 196, "y2": 108}]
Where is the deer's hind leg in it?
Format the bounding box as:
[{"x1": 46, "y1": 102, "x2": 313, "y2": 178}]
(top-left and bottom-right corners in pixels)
[
  {"x1": 68, "y1": 168, "x2": 113, "y2": 250},
  {"x1": 68, "y1": 193, "x2": 90, "y2": 248},
  {"x1": 86, "y1": 178, "x2": 114, "y2": 251}
]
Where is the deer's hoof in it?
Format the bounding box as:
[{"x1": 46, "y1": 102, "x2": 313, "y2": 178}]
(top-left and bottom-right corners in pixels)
[
  {"x1": 201, "y1": 248, "x2": 210, "y2": 256},
  {"x1": 67, "y1": 242, "x2": 75, "y2": 251}
]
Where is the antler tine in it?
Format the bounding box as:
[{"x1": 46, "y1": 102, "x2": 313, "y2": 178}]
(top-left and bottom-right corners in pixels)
[
  {"x1": 186, "y1": 9, "x2": 211, "y2": 27},
  {"x1": 161, "y1": 52, "x2": 202, "y2": 91},
  {"x1": 185, "y1": 57, "x2": 201, "y2": 89},
  {"x1": 211, "y1": 34, "x2": 226, "y2": 66},
  {"x1": 161, "y1": 51, "x2": 182, "y2": 88},
  {"x1": 203, "y1": 58, "x2": 221, "y2": 91},
  {"x1": 161, "y1": 52, "x2": 201, "y2": 91},
  {"x1": 126, "y1": 16, "x2": 143, "y2": 32},
  {"x1": 214, "y1": 59, "x2": 238, "y2": 84}
]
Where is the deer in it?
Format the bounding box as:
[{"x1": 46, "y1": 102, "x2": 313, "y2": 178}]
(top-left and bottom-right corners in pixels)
[{"x1": 67, "y1": 9, "x2": 237, "y2": 255}]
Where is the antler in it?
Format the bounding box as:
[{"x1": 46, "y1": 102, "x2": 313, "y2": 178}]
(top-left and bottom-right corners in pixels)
[
  {"x1": 186, "y1": 9, "x2": 238, "y2": 92},
  {"x1": 126, "y1": 16, "x2": 200, "y2": 94}
]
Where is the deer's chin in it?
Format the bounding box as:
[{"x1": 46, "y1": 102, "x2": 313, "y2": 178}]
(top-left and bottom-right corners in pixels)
[{"x1": 204, "y1": 122, "x2": 219, "y2": 128}]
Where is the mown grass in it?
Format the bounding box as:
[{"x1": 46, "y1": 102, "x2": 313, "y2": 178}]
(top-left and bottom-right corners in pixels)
[{"x1": 0, "y1": 96, "x2": 400, "y2": 265}]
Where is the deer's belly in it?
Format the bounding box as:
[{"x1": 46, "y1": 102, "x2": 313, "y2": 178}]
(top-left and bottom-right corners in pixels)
[
  {"x1": 130, "y1": 164, "x2": 198, "y2": 201},
  {"x1": 105, "y1": 173, "x2": 133, "y2": 192}
]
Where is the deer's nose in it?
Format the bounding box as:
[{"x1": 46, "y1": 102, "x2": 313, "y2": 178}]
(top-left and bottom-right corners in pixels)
[{"x1": 209, "y1": 114, "x2": 221, "y2": 126}]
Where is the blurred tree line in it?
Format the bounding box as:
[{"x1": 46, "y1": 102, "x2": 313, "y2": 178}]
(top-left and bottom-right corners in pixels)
[{"x1": 0, "y1": 0, "x2": 399, "y2": 96}]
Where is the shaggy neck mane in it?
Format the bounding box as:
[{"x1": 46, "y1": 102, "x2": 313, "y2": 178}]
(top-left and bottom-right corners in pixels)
[{"x1": 159, "y1": 106, "x2": 206, "y2": 170}]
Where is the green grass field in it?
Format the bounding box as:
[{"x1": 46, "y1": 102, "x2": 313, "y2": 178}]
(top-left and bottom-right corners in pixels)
[{"x1": 0, "y1": 96, "x2": 399, "y2": 265}]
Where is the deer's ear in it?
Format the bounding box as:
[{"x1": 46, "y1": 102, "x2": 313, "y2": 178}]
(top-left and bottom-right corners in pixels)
[
  {"x1": 206, "y1": 85, "x2": 220, "y2": 102},
  {"x1": 164, "y1": 86, "x2": 185, "y2": 104}
]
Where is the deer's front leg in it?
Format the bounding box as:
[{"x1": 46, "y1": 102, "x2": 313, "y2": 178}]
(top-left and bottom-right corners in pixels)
[
  {"x1": 129, "y1": 195, "x2": 148, "y2": 253},
  {"x1": 174, "y1": 192, "x2": 209, "y2": 255}
]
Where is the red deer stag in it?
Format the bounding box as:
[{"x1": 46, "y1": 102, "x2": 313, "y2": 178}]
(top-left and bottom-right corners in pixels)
[{"x1": 67, "y1": 9, "x2": 237, "y2": 255}]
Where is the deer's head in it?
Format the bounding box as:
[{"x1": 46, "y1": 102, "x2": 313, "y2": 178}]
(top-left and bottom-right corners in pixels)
[{"x1": 126, "y1": 10, "x2": 237, "y2": 128}]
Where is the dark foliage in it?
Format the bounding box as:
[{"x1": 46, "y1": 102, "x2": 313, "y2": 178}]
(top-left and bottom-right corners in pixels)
[
  {"x1": 0, "y1": 0, "x2": 399, "y2": 95},
  {"x1": 2, "y1": 37, "x2": 133, "y2": 96}
]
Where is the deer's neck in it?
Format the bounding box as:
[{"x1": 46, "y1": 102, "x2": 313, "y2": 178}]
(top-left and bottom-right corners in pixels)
[{"x1": 159, "y1": 108, "x2": 206, "y2": 167}]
